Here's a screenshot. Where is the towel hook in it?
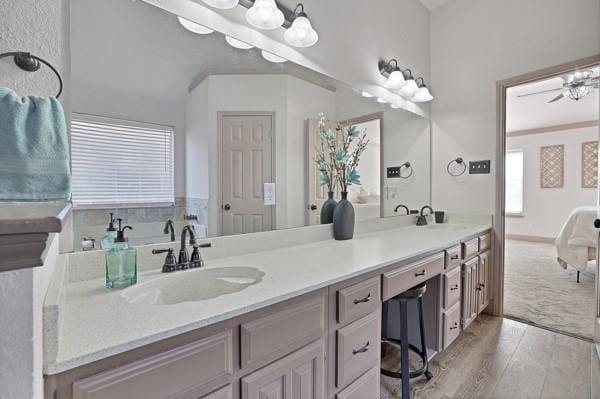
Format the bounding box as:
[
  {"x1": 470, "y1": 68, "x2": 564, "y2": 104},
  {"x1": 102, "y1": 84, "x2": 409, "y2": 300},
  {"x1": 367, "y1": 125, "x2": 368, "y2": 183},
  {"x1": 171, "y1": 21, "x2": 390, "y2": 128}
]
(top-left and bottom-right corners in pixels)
[{"x1": 0, "y1": 51, "x2": 63, "y2": 98}]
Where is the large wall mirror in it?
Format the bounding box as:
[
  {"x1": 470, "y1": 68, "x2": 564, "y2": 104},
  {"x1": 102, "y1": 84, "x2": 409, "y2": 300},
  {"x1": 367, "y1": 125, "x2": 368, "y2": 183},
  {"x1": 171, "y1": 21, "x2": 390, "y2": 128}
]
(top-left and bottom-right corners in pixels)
[{"x1": 69, "y1": 0, "x2": 431, "y2": 250}]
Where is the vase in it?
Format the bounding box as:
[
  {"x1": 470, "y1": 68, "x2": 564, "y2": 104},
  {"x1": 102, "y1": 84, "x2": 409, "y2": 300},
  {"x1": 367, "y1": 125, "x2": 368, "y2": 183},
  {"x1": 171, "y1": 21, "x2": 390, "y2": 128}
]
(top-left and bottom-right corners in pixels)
[
  {"x1": 333, "y1": 191, "x2": 355, "y2": 240},
  {"x1": 320, "y1": 192, "x2": 337, "y2": 224}
]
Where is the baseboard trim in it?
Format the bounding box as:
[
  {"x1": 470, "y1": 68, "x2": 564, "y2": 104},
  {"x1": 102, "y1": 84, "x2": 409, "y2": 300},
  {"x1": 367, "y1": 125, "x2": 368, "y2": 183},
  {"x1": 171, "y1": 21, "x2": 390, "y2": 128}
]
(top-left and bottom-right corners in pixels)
[{"x1": 505, "y1": 234, "x2": 555, "y2": 244}]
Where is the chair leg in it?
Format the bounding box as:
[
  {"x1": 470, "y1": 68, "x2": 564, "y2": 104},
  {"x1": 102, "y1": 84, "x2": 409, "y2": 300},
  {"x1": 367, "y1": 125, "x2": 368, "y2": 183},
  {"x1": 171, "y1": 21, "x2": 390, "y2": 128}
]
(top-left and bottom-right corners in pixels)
[
  {"x1": 577, "y1": 270, "x2": 580, "y2": 283},
  {"x1": 417, "y1": 297, "x2": 433, "y2": 380},
  {"x1": 400, "y1": 299, "x2": 410, "y2": 399}
]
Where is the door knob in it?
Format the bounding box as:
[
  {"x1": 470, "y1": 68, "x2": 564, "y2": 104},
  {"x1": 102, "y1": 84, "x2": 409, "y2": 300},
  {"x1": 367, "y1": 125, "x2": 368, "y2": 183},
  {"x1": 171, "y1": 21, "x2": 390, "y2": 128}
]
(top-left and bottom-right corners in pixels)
[
  {"x1": 223, "y1": 203, "x2": 231, "y2": 211},
  {"x1": 309, "y1": 204, "x2": 318, "y2": 211},
  {"x1": 594, "y1": 219, "x2": 600, "y2": 229}
]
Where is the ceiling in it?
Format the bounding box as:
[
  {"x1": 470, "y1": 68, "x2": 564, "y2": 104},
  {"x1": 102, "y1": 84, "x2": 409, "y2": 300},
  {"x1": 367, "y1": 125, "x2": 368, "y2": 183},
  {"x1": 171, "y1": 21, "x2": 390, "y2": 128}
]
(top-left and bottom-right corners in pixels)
[
  {"x1": 506, "y1": 67, "x2": 599, "y2": 132},
  {"x1": 418, "y1": 0, "x2": 455, "y2": 11}
]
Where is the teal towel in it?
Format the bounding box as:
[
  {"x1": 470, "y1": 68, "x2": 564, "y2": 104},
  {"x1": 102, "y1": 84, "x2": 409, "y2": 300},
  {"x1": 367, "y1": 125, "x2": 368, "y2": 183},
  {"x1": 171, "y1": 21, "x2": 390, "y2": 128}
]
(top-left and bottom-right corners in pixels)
[{"x1": 0, "y1": 87, "x2": 71, "y2": 200}]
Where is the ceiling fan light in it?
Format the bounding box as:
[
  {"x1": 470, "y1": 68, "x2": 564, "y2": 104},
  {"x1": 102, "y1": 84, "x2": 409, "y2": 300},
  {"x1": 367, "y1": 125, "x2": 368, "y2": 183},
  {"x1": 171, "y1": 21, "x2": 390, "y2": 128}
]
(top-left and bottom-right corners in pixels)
[
  {"x1": 202, "y1": 0, "x2": 239, "y2": 9},
  {"x1": 398, "y1": 78, "x2": 418, "y2": 97},
  {"x1": 177, "y1": 16, "x2": 214, "y2": 34},
  {"x1": 284, "y1": 16, "x2": 319, "y2": 47},
  {"x1": 383, "y1": 69, "x2": 406, "y2": 89},
  {"x1": 225, "y1": 36, "x2": 254, "y2": 49},
  {"x1": 564, "y1": 85, "x2": 591, "y2": 101},
  {"x1": 246, "y1": 0, "x2": 284, "y2": 30},
  {"x1": 411, "y1": 86, "x2": 434, "y2": 102},
  {"x1": 261, "y1": 50, "x2": 287, "y2": 63}
]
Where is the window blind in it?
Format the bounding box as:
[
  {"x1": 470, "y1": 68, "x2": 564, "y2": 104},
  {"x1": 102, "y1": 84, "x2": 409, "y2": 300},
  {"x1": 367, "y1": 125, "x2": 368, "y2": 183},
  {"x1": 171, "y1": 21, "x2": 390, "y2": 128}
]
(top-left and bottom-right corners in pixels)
[
  {"x1": 505, "y1": 150, "x2": 524, "y2": 215},
  {"x1": 71, "y1": 114, "x2": 174, "y2": 207}
]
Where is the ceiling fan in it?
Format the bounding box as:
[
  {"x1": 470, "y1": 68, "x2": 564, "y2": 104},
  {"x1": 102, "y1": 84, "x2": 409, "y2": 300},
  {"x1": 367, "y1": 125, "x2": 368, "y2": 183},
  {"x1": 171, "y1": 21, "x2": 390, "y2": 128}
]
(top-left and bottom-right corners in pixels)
[{"x1": 517, "y1": 69, "x2": 599, "y2": 103}]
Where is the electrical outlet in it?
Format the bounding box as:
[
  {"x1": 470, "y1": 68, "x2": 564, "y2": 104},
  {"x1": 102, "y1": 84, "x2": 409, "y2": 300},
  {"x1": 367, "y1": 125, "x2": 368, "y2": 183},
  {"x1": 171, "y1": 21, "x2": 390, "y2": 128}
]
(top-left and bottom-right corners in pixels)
[
  {"x1": 469, "y1": 160, "x2": 491, "y2": 174},
  {"x1": 387, "y1": 166, "x2": 401, "y2": 178}
]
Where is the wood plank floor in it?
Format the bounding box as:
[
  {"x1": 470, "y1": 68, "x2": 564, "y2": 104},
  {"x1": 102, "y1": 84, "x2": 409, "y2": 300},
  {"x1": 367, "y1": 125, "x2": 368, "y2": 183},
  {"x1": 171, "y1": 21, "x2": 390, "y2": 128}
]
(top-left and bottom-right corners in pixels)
[{"x1": 380, "y1": 315, "x2": 593, "y2": 399}]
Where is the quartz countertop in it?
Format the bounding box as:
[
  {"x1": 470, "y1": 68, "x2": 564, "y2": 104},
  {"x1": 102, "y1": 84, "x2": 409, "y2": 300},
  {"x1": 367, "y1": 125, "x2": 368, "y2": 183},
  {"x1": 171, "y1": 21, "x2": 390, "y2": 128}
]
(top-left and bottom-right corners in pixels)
[{"x1": 44, "y1": 221, "x2": 491, "y2": 374}]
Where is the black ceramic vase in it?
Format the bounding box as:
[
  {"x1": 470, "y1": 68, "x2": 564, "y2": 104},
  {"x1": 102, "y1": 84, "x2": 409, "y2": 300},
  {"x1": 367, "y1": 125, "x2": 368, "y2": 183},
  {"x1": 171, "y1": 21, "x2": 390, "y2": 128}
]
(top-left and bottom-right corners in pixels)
[
  {"x1": 333, "y1": 191, "x2": 355, "y2": 240},
  {"x1": 320, "y1": 192, "x2": 337, "y2": 224}
]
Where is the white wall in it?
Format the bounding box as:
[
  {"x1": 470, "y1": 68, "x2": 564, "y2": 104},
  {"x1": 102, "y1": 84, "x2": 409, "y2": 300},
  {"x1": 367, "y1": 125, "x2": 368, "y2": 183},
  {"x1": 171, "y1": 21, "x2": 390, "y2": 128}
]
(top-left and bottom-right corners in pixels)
[
  {"x1": 186, "y1": 74, "x2": 335, "y2": 236},
  {"x1": 506, "y1": 127, "x2": 598, "y2": 238},
  {"x1": 430, "y1": 0, "x2": 600, "y2": 214},
  {"x1": 0, "y1": 0, "x2": 69, "y2": 397}
]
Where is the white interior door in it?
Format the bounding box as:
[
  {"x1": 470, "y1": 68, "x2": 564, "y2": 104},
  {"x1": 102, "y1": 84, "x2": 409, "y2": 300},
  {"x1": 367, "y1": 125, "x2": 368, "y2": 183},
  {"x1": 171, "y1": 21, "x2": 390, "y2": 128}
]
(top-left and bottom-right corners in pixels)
[
  {"x1": 306, "y1": 118, "x2": 327, "y2": 225},
  {"x1": 221, "y1": 114, "x2": 274, "y2": 235}
]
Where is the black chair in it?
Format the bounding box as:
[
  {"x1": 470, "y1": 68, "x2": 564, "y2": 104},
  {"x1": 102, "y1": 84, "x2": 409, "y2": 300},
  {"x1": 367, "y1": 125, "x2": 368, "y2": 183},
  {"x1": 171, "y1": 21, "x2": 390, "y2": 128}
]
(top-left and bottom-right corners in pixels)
[{"x1": 381, "y1": 282, "x2": 433, "y2": 399}]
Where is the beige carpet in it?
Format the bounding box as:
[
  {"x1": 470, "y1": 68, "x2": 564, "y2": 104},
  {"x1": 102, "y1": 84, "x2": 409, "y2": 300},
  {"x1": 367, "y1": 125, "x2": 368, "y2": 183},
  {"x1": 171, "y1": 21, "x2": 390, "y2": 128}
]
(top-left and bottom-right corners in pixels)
[{"x1": 503, "y1": 239, "x2": 596, "y2": 340}]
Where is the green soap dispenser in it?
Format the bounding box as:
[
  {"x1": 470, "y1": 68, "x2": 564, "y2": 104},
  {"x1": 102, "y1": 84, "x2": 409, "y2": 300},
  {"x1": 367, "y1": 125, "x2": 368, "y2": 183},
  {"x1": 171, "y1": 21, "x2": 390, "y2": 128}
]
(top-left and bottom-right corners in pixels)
[
  {"x1": 105, "y1": 219, "x2": 137, "y2": 289},
  {"x1": 100, "y1": 213, "x2": 117, "y2": 250}
]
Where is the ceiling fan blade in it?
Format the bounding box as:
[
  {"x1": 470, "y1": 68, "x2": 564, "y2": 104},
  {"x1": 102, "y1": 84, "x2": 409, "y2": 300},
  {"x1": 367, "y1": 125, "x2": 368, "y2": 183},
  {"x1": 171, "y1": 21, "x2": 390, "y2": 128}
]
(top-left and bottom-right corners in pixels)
[
  {"x1": 517, "y1": 87, "x2": 563, "y2": 98},
  {"x1": 548, "y1": 92, "x2": 565, "y2": 103}
]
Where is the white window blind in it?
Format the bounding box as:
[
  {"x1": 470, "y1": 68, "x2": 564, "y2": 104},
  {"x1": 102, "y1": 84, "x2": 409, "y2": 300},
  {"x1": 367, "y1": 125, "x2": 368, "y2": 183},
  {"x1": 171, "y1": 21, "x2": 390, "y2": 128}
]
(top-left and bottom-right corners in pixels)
[
  {"x1": 71, "y1": 114, "x2": 174, "y2": 207},
  {"x1": 505, "y1": 150, "x2": 524, "y2": 216}
]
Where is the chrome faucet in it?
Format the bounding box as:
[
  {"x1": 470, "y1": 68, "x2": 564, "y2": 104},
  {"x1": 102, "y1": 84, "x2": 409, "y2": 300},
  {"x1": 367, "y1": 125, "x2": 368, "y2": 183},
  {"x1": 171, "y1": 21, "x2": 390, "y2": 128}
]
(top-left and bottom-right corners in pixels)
[
  {"x1": 394, "y1": 204, "x2": 410, "y2": 215},
  {"x1": 178, "y1": 225, "x2": 197, "y2": 269},
  {"x1": 163, "y1": 219, "x2": 175, "y2": 242},
  {"x1": 416, "y1": 205, "x2": 434, "y2": 226}
]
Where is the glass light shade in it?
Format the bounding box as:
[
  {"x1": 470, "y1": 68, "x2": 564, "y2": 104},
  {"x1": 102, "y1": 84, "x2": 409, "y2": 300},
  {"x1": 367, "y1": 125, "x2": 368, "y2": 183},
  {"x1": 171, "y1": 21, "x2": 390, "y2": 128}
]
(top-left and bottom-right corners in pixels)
[
  {"x1": 411, "y1": 86, "x2": 434, "y2": 102},
  {"x1": 398, "y1": 79, "x2": 418, "y2": 97},
  {"x1": 284, "y1": 16, "x2": 319, "y2": 47},
  {"x1": 383, "y1": 70, "x2": 406, "y2": 89},
  {"x1": 390, "y1": 103, "x2": 402, "y2": 109},
  {"x1": 225, "y1": 36, "x2": 254, "y2": 49},
  {"x1": 246, "y1": 0, "x2": 284, "y2": 30},
  {"x1": 361, "y1": 91, "x2": 374, "y2": 98},
  {"x1": 261, "y1": 50, "x2": 287, "y2": 63},
  {"x1": 564, "y1": 85, "x2": 591, "y2": 101},
  {"x1": 177, "y1": 17, "x2": 214, "y2": 34},
  {"x1": 376, "y1": 98, "x2": 387, "y2": 104},
  {"x1": 202, "y1": 0, "x2": 239, "y2": 9}
]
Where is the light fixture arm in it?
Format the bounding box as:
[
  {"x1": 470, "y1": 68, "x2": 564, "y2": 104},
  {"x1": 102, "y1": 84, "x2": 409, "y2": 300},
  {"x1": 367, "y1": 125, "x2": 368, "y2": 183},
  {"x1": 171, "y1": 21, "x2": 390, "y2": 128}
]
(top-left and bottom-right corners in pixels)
[
  {"x1": 402, "y1": 68, "x2": 414, "y2": 80},
  {"x1": 415, "y1": 77, "x2": 426, "y2": 87},
  {"x1": 292, "y1": 3, "x2": 307, "y2": 18}
]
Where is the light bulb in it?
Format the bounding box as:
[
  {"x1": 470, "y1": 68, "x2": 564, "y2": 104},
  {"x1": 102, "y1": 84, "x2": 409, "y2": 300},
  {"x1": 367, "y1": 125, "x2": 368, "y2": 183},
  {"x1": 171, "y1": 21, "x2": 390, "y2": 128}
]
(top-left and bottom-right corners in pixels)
[
  {"x1": 384, "y1": 70, "x2": 405, "y2": 89},
  {"x1": 201, "y1": 0, "x2": 238, "y2": 9},
  {"x1": 261, "y1": 50, "x2": 287, "y2": 63},
  {"x1": 246, "y1": 0, "x2": 284, "y2": 30},
  {"x1": 361, "y1": 91, "x2": 374, "y2": 98},
  {"x1": 398, "y1": 79, "x2": 418, "y2": 97},
  {"x1": 225, "y1": 36, "x2": 254, "y2": 49},
  {"x1": 284, "y1": 16, "x2": 319, "y2": 47},
  {"x1": 177, "y1": 17, "x2": 214, "y2": 34},
  {"x1": 390, "y1": 103, "x2": 402, "y2": 109},
  {"x1": 377, "y1": 98, "x2": 387, "y2": 104},
  {"x1": 411, "y1": 86, "x2": 434, "y2": 102}
]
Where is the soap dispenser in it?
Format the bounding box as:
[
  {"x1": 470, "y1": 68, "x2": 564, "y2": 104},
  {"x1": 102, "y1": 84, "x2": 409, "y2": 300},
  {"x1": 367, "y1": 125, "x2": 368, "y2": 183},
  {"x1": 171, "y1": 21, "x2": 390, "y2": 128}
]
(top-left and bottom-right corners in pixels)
[
  {"x1": 105, "y1": 219, "x2": 137, "y2": 289},
  {"x1": 100, "y1": 212, "x2": 117, "y2": 250}
]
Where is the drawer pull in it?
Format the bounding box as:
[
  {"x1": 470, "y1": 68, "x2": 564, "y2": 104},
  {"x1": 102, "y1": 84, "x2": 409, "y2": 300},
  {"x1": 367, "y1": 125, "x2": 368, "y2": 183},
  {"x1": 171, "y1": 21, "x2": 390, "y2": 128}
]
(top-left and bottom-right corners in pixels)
[
  {"x1": 415, "y1": 270, "x2": 426, "y2": 277},
  {"x1": 476, "y1": 287, "x2": 483, "y2": 291},
  {"x1": 479, "y1": 283, "x2": 485, "y2": 288},
  {"x1": 450, "y1": 254, "x2": 459, "y2": 260},
  {"x1": 353, "y1": 292, "x2": 372, "y2": 305},
  {"x1": 352, "y1": 341, "x2": 370, "y2": 355},
  {"x1": 450, "y1": 323, "x2": 458, "y2": 330},
  {"x1": 450, "y1": 285, "x2": 459, "y2": 291}
]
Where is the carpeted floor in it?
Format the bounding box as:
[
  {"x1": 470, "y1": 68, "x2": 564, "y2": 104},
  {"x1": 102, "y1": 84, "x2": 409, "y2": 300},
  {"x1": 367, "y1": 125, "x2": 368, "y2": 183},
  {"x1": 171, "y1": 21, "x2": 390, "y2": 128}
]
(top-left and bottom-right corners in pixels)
[{"x1": 503, "y1": 239, "x2": 596, "y2": 340}]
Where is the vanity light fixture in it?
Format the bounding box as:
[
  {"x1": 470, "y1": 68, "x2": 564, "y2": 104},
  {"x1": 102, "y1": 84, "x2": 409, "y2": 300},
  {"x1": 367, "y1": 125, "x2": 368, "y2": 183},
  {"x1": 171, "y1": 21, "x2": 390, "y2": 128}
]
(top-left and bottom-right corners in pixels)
[
  {"x1": 380, "y1": 59, "x2": 405, "y2": 89},
  {"x1": 202, "y1": 0, "x2": 239, "y2": 10},
  {"x1": 225, "y1": 36, "x2": 254, "y2": 49},
  {"x1": 246, "y1": 0, "x2": 284, "y2": 30},
  {"x1": 177, "y1": 16, "x2": 214, "y2": 34},
  {"x1": 284, "y1": 3, "x2": 319, "y2": 47},
  {"x1": 261, "y1": 50, "x2": 287, "y2": 63},
  {"x1": 398, "y1": 69, "x2": 418, "y2": 97},
  {"x1": 411, "y1": 78, "x2": 434, "y2": 102},
  {"x1": 361, "y1": 91, "x2": 374, "y2": 98}
]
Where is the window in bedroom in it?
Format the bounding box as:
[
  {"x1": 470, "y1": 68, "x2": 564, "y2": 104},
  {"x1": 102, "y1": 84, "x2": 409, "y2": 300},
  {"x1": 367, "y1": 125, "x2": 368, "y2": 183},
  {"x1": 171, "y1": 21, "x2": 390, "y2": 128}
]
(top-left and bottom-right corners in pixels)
[
  {"x1": 505, "y1": 149, "x2": 524, "y2": 216},
  {"x1": 70, "y1": 113, "x2": 174, "y2": 207}
]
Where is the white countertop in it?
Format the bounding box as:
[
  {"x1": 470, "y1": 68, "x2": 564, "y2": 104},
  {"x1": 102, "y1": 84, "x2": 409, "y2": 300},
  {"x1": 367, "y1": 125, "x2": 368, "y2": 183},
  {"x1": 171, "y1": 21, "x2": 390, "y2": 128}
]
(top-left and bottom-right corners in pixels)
[{"x1": 45, "y1": 221, "x2": 490, "y2": 374}]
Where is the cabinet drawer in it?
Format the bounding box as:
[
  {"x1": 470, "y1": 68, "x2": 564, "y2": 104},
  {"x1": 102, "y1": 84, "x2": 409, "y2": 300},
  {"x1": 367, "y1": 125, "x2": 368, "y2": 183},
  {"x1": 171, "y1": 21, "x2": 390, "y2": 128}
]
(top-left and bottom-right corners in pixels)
[
  {"x1": 336, "y1": 312, "x2": 380, "y2": 388},
  {"x1": 382, "y1": 252, "x2": 444, "y2": 301},
  {"x1": 443, "y1": 302, "x2": 461, "y2": 349},
  {"x1": 240, "y1": 295, "x2": 326, "y2": 369},
  {"x1": 201, "y1": 385, "x2": 233, "y2": 399},
  {"x1": 462, "y1": 238, "x2": 479, "y2": 260},
  {"x1": 72, "y1": 330, "x2": 233, "y2": 399},
  {"x1": 443, "y1": 266, "x2": 461, "y2": 309},
  {"x1": 336, "y1": 365, "x2": 380, "y2": 399},
  {"x1": 337, "y1": 277, "x2": 381, "y2": 324},
  {"x1": 445, "y1": 245, "x2": 461, "y2": 271},
  {"x1": 479, "y1": 232, "x2": 491, "y2": 252}
]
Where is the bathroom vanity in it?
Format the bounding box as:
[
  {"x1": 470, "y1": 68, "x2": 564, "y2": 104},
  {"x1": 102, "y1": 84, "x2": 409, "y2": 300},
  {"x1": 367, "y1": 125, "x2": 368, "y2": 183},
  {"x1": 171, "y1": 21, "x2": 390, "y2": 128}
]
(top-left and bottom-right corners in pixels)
[{"x1": 43, "y1": 218, "x2": 492, "y2": 399}]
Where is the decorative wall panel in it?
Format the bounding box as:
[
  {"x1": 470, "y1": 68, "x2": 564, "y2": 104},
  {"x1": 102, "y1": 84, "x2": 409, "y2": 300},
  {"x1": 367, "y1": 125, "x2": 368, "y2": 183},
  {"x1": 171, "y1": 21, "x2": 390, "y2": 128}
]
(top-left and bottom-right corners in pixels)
[
  {"x1": 582, "y1": 141, "x2": 598, "y2": 188},
  {"x1": 540, "y1": 145, "x2": 564, "y2": 188}
]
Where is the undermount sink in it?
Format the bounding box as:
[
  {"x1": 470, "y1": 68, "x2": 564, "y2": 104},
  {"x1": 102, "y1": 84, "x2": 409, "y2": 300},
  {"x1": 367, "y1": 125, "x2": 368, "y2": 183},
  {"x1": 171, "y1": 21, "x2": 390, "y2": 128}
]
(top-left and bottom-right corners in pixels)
[
  {"x1": 424, "y1": 224, "x2": 468, "y2": 231},
  {"x1": 121, "y1": 266, "x2": 265, "y2": 306}
]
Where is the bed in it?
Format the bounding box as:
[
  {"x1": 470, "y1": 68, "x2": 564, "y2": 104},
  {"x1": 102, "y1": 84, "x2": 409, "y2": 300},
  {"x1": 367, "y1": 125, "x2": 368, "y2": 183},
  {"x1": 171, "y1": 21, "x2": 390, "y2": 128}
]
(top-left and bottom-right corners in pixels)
[{"x1": 556, "y1": 206, "x2": 598, "y2": 282}]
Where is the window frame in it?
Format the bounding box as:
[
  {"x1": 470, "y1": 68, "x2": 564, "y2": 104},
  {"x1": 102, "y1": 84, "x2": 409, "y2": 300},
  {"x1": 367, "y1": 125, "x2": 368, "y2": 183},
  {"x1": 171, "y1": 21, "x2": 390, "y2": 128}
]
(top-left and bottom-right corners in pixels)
[
  {"x1": 505, "y1": 148, "x2": 524, "y2": 218},
  {"x1": 70, "y1": 113, "x2": 175, "y2": 210}
]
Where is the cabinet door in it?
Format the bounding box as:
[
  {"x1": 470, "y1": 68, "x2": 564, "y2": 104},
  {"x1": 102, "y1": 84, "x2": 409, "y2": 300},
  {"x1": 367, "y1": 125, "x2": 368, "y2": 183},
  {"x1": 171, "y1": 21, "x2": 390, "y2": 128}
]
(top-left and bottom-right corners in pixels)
[
  {"x1": 461, "y1": 259, "x2": 478, "y2": 329},
  {"x1": 477, "y1": 250, "x2": 491, "y2": 314},
  {"x1": 241, "y1": 339, "x2": 325, "y2": 399}
]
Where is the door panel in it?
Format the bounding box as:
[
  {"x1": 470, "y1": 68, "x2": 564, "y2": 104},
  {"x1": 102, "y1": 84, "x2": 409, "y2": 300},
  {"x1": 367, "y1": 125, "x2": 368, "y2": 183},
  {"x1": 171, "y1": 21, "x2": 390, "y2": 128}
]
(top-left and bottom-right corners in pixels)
[
  {"x1": 222, "y1": 114, "x2": 274, "y2": 235},
  {"x1": 306, "y1": 118, "x2": 327, "y2": 226}
]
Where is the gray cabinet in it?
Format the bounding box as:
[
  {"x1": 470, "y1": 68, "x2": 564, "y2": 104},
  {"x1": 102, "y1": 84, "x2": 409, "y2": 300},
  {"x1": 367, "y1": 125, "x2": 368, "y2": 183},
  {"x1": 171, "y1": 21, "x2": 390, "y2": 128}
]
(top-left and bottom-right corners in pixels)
[
  {"x1": 477, "y1": 250, "x2": 491, "y2": 314},
  {"x1": 241, "y1": 339, "x2": 325, "y2": 399},
  {"x1": 461, "y1": 257, "x2": 478, "y2": 329}
]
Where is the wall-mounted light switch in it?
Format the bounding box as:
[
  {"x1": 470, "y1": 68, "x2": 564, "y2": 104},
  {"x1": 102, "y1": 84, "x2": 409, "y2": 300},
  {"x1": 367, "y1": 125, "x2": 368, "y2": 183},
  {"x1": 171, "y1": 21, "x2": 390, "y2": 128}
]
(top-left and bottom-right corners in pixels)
[
  {"x1": 264, "y1": 183, "x2": 276, "y2": 205},
  {"x1": 387, "y1": 166, "x2": 401, "y2": 178},
  {"x1": 469, "y1": 160, "x2": 491, "y2": 174}
]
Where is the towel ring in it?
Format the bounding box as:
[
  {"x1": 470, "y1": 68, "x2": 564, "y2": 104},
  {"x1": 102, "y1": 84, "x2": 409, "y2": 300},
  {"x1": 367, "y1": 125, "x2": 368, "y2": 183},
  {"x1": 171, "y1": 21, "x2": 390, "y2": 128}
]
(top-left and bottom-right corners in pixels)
[
  {"x1": 447, "y1": 157, "x2": 466, "y2": 177},
  {"x1": 399, "y1": 162, "x2": 414, "y2": 179},
  {"x1": 0, "y1": 51, "x2": 63, "y2": 98}
]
